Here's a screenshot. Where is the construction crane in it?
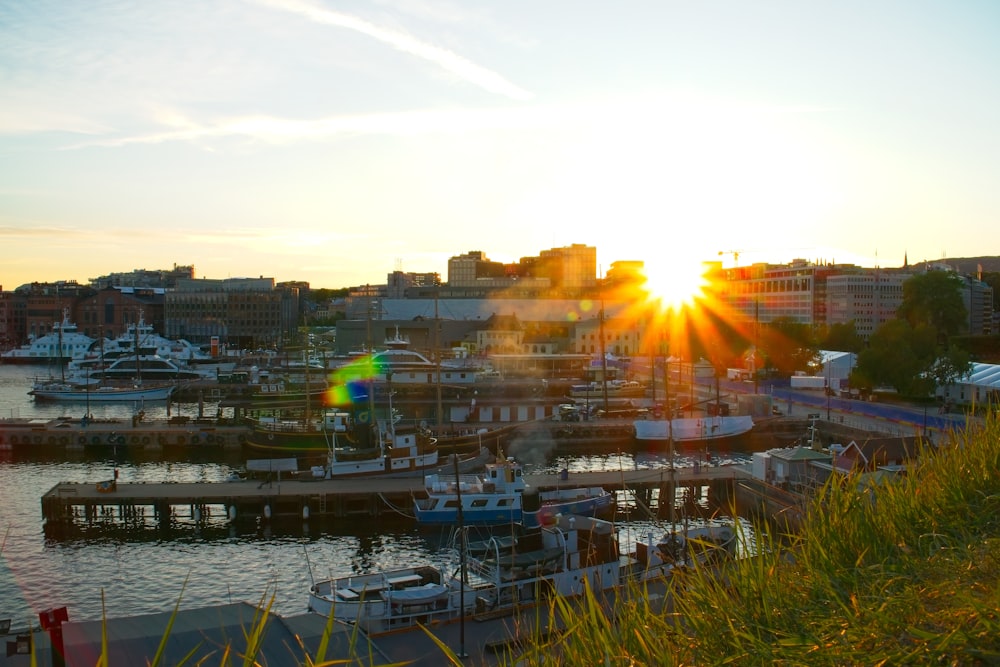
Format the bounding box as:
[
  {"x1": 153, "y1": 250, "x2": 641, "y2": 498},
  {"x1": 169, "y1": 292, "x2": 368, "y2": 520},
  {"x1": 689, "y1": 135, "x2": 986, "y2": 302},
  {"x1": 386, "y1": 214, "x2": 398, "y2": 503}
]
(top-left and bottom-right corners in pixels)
[{"x1": 718, "y1": 250, "x2": 741, "y2": 266}]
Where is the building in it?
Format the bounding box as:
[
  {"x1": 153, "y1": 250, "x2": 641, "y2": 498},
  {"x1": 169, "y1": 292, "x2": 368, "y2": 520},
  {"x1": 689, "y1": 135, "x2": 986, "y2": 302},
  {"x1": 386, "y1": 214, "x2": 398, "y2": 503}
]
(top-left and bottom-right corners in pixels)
[
  {"x1": 164, "y1": 277, "x2": 300, "y2": 348},
  {"x1": 708, "y1": 258, "x2": 991, "y2": 340},
  {"x1": 572, "y1": 316, "x2": 643, "y2": 357}
]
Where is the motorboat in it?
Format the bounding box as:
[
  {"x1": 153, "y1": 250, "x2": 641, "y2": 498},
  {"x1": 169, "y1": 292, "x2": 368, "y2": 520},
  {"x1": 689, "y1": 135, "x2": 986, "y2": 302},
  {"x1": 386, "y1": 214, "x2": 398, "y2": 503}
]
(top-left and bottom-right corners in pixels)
[
  {"x1": 1, "y1": 310, "x2": 95, "y2": 364},
  {"x1": 332, "y1": 327, "x2": 480, "y2": 386},
  {"x1": 70, "y1": 314, "x2": 233, "y2": 375},
  {"x1": 78, "y1": 354, "x2": 210, "y2": 382},
  {"x1": 413, "y1": 455, "x2": 612, "y2": 527},
  {"x1": 306, "y1": 513, "x2": 624, "y2": 634}
]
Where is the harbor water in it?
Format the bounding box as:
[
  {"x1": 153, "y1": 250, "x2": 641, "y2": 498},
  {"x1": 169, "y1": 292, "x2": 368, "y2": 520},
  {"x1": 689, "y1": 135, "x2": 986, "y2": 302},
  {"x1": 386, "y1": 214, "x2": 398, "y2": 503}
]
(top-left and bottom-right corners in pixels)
[{"x1": 0, "y1": 364, "x2": 754, "y2": 628}]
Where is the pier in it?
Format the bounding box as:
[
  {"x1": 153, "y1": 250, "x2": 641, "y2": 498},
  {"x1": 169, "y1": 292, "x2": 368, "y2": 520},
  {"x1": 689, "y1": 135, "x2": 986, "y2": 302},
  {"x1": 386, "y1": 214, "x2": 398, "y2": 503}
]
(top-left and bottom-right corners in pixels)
[
  {"x1": 0, "y1": 416, "x2": 250, "y2": 450},
  {"x1": 40, "y1": 464, "x2": 750, "y2": 531}
]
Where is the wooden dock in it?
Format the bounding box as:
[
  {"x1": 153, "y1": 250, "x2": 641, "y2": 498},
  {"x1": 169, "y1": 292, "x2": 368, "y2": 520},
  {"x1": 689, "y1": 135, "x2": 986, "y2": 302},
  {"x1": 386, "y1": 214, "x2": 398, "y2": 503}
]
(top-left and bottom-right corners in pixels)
[
  {"x1": 0, "y1": 416, "x2": 250, "y2": 450},
  {"x1": 40, "y1": 464, "x2": 751, "y2": 531}
]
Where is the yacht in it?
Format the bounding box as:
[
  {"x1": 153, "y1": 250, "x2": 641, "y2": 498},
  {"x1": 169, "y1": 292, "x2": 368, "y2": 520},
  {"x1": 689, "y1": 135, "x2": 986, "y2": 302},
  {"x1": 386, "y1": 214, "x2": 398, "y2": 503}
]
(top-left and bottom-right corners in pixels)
[{"x1": 1, "y1": 310, "x2": 95, "y2": 364}]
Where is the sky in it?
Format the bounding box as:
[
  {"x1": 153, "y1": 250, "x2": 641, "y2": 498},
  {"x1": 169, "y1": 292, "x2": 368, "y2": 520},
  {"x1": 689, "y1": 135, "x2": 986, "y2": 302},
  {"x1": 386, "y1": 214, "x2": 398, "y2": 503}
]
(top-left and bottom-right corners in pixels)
[{"x1": 1, "y1": 0, "x2": 998, "y2": 292}]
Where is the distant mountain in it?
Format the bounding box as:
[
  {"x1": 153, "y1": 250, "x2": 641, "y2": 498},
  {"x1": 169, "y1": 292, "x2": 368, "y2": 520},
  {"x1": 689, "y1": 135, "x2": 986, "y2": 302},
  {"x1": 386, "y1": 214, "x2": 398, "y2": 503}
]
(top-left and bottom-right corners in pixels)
[{"x1": 911, "y1": 256, "x2": 1000, "y2": 276}]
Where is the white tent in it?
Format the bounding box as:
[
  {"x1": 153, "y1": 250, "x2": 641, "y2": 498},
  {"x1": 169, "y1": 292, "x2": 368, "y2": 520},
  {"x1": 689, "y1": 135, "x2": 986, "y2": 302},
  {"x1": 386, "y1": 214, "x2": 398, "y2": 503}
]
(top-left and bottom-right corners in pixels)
[
  {"x1": 938, "y1": 362, "x2": 1000, "y2": 407},
  {"x1": 819, "y1": 350, "x2": 857, "y2": 384}
]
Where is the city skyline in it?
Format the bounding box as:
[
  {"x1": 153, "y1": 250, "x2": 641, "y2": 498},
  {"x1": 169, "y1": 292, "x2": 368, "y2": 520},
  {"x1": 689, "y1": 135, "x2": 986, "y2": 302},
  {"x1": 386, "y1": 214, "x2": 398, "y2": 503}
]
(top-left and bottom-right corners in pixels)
[{"x1": 2, "y1": 1, "x2": 998, "y2": 290}]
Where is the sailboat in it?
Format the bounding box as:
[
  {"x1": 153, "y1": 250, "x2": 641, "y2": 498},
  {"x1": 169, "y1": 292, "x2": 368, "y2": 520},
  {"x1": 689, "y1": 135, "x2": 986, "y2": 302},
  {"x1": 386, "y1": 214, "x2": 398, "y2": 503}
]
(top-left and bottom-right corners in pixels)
[{"x1": 29, "y1": 315, "x2": 176, "y2": 402}]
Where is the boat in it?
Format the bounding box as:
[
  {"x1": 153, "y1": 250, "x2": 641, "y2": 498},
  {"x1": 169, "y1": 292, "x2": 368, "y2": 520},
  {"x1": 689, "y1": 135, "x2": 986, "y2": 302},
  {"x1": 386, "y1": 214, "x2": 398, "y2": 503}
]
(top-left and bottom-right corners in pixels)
[
  {"x1": 28, "y1": 380, "x2": 176, "y2": 402},
  {"x1": 426, "y1": 422, "x2": 526, "y2": 455},
  {"x1": 306, "y1": 513, "x2": 624, "y2": 634},
  {"x1": 568, "y1": 380, "x2": 646, "y2": 400},
  {"x1": 1, "y1": 309, "x2": 96, "y2": 365},
  {"x1": 78, "y1": 354, "x2": 210, "y2": 382},
  {"x1": 334, "y1": 327, "x2": 479, "y2": 386},
  {"x1": 636, "y1": 521, "x2": 739, "y2": 569},
  {"x1": 71, "y1": 314, "x2": 233, "y2": 375},
  {"x1": 633, "y1": 414, "x2": 754, "y2": 445},
  {"x1": 412, "y1": 455, "x2": 612, "y2": 527}
]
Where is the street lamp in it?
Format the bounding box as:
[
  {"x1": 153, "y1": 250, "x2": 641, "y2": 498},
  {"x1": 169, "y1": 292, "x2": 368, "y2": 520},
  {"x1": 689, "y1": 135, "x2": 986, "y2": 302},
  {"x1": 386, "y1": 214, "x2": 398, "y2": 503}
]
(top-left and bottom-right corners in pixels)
[{"x1": 825, "y1": 355, "x2": 831, "y2": 421}]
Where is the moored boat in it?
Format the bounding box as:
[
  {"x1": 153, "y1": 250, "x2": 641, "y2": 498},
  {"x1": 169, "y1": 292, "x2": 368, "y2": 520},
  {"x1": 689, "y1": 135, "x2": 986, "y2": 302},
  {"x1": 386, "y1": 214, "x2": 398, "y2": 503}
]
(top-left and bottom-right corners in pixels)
[
  {"x1": 568, "y1": 379, "x2": 646, "y2": 399},
  {"x1": 644, "y1": 521, "x2": 739, "y2": 567},
  {"x1": 28, "y1": 380, "x2": 176, "y2": 402},
  {"x1": 412, "y1": 456, "x2": 612, "y2": 527},
  {"x1": 306, "y1": 513, "x2": 624, "y2": 634},
  {"x1": 1, "y1": 310, "x2": 96, "y2": 365},
  {"x1": 633, "y1": 414, "x2": 754, "y2": 446}
]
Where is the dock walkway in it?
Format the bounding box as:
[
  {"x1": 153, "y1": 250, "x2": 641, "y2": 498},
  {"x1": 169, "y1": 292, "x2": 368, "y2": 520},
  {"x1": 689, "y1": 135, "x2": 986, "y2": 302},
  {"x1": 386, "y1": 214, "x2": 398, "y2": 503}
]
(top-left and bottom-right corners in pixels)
[
  {"x1": 40, "y1": 464, "x2": 750, "y2": 530},
  {"x1": 0, "y1": 416, "x2": 249, "y2": 450}
]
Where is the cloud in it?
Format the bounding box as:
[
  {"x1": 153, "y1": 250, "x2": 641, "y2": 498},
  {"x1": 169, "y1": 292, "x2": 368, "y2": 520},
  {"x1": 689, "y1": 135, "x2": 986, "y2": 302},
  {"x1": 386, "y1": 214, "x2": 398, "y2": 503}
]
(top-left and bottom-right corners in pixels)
[{"x1": 254, "y1": 0, "x2": 532, "y2": 101}]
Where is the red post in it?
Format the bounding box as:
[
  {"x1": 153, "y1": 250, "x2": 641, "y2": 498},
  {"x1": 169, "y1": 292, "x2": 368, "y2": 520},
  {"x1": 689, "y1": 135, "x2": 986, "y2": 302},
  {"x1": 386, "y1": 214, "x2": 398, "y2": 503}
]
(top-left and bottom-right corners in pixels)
[{"x1": 38, "y1": 607, "x2": 68, "y2": 667}]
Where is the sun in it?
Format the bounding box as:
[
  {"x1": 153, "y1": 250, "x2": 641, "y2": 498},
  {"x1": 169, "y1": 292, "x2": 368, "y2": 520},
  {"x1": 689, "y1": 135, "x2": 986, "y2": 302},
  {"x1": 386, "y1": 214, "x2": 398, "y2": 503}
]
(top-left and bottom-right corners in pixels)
[{"x1": 640, "y1": 259, "x2": 709, "y2": 311}]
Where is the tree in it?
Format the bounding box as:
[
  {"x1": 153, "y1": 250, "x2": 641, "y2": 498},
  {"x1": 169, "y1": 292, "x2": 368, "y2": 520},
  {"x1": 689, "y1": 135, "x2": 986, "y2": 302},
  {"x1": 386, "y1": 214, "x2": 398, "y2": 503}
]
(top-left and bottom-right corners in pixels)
[
  {"x1": 852, "y1": 319, "x2": 938, "y2": 397},
  {"x1": 820, "y1": 321, "x2": 865, "y2": 354},
  {"x1": 758, "y1": 317, "x2": 820, "y2": 377},
  {"x1": 897, "y1": 271, "x2": 967, "y2": 344}
]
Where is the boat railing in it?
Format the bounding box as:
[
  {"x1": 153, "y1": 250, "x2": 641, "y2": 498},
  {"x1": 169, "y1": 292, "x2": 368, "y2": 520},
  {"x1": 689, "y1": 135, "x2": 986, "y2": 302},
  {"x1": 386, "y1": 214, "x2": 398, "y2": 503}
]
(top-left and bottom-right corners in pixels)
[{"x1": 425, "y1": 473, "x2": 485, "y2": 493}]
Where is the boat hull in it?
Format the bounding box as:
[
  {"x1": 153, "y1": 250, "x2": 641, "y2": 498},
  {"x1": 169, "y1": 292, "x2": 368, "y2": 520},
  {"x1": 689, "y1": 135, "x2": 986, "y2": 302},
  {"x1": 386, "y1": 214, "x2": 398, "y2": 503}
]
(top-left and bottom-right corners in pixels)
[
  {"x1": 633, "y1": 415, "x2": 754, "y2": 446},
  {"x1": 29, "y1": 384, "x2": 176, "y2": 402}
]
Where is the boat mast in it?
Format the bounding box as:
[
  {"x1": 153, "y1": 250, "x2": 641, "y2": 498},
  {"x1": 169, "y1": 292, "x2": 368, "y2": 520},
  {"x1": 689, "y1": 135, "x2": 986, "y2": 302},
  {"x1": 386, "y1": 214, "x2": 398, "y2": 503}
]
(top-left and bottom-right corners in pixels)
[
  {"x1": 134, "y1": 311, "x2": 142, "y2": 386},
  {"x1": 598, "y1": 276, "x2": 609, "y2": 414},
  {"x1": 666, "y1": 357, "x2": 675, "y2": 535},
  {"x1": 435, "y1": 286, "x2": 443, "y2": 438}
]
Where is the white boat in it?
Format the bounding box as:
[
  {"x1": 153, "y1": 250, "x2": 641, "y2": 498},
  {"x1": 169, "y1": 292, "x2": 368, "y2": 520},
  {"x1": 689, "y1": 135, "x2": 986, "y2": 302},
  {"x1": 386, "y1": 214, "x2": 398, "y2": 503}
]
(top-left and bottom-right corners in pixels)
[
  {"x1": 78, "y1": 354, "x2": 210, "y2": 382},
  {"x1": 1, "y1": 309, "x2": 96, "y2": 365},
  {"x1": 70, "y1": 313, "x2": 232, "y2": 377},
  {"x1": 568, "y1": 380, "x2": 646, "y2": 399},
  {"x1": 306, "y1": 513, "x2": 624, "y2": 634},
  {"x1": 635, "y1": 521, "x2": 739, "y2": 571},
  {"x1": 295, "y1": 409, "x2": 443, "y2": 479},
  {"x1": 633, "y1": 414, "x2": 754, "y2": 445},
  {"x1": 413, "y1": 456, "x2": 612, "y2": 527},
  {"x1": 28, "y1": 380, "x2": 176, "y2": 402},
  {"x1": 335, "y1": 327, "x2": 479, "y2": 386}
]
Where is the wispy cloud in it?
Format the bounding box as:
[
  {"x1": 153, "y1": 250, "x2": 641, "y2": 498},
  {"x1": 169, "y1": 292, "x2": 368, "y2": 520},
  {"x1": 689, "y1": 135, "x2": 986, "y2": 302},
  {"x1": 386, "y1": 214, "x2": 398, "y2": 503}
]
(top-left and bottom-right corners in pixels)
[
  {"x1": 254, "y1": 0, "x2": 532, "y2": 101},
  {"x1": 64, "y1": 104, "x2": 550, "y2": 148}
]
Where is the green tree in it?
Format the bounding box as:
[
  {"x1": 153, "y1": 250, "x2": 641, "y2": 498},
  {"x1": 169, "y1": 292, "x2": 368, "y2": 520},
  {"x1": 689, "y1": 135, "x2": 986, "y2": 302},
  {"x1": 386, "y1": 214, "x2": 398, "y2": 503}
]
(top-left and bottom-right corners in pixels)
[
  {"x1": 820, "y1": 320, "x2": 865, "y2": 354},
  {"x1": 852, "y1": 320, "x2": 938, "y2": 397},
  {"x1": 758, "y1": 317, "x2": 820, "y2": 377},
  {"x1": 897, "y1": 270, "x2": 967, "y2": 344}
]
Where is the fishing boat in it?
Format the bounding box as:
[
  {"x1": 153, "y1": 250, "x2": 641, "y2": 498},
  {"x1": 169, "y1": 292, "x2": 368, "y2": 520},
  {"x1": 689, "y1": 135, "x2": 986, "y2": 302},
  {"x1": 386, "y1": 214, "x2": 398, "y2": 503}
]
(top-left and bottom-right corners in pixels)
[
  {"x1": 306, "y1": 513, "x2": 624, "y2": 634},
  {"x1": 288, "y1": 410, "x2": 440, "y2": 478},
  {"x1": 412, "y1": 456, "x2": 612, "y2": 527},
  {"x1": 632, "y1": 414, "x2": 754, "y2": 446}
]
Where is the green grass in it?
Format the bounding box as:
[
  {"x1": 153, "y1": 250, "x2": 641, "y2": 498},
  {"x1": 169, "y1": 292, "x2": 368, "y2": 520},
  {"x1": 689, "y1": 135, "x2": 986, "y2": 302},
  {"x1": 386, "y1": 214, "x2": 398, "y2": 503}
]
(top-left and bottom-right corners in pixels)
[{"x1": 512, "y1": 410, "x2": 1000, "y2": 666}]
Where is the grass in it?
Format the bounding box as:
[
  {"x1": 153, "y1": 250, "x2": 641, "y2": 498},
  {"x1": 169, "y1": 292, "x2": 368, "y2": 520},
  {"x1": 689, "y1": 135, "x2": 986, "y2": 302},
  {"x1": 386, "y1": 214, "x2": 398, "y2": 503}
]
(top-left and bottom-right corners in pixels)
[
  {"x1": 26, "y1": 410, "x2": 1000, "y2": 665},
  {"x1": 511, "y1": 410, "x2": 1000, "y2": 666}
]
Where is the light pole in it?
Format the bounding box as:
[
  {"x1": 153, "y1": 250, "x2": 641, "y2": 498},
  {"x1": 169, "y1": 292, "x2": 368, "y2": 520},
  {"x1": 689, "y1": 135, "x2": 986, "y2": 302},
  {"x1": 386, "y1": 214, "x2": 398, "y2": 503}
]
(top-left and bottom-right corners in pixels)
[{"x1": 825, "y1": 356, "x2": 832, "y2": 421}]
